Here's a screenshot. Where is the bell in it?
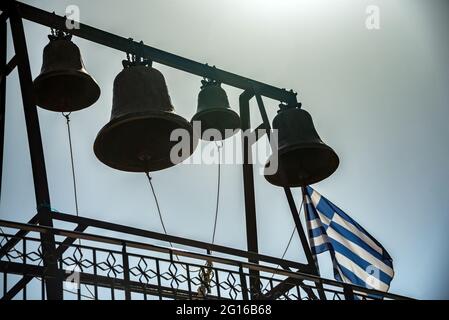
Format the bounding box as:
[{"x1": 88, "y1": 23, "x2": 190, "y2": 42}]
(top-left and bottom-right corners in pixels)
[
  {"x1": 191, "y1": 80, "x2": 240, "y2": 140},
  {"x1": 33, "y1": 32, "x2": 100, "y2": 112},
  {"x1": 93, "y1": 61, "x2": 196, "y2": 172},
  {"x1": 264, "y1": 105, "x2": 339, "y2": 187}
]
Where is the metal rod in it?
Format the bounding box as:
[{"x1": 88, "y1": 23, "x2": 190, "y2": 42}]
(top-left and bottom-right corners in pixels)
[
  {"x1": 239, "y1": 89, "x2": 262, "y2": 298},
  {"x1": 0, "y1": 214, "x2": 39, "y2": 259},
  {"x1": 284, "y1": 188, "x2": 316, "y2": 267},
  {"x1": 252, "y1": 93, "x2": 318, "y2": 269},
  {"x1": 8, "y1": 8, "x2": 62, "y2": 299},
  {"x1": 0, "y1": 219, "x2": 316, "y2": 278},
  {"x1": 300, "y1": 186, "x2": 327, "y2": 300},
  {"x1": 239, "y1": 264, "x2": 249, "y2": 300},
  {"x1": 253, "y1": 92, "x2": 327, "y2": 300},
  {"x1": 46, "y1": 211, "x2": 312, "y2": 272},
  {"x1": 0, "y1": 257, "x2": 411, "y2": 300},
  {"x1": 121, "y1": 243, "x2": 131, "y2": 300},
  {"x1": 2, "y1": 55, "x2": 17, "y2": 77},
  {"x1": 0, "y1": 14, "x2": 6, "y2": 204},
  {"x1": 0, "y1": 222, "x2": 86, "y2": 299},
  {"x1": 0, "y1": 1, "x2": 298, "y2": 105}
]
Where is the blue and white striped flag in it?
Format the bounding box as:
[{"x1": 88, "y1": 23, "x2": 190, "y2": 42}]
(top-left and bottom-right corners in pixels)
[{"x1": 304, "y1": 186, "x2": 394, "y2": 292}]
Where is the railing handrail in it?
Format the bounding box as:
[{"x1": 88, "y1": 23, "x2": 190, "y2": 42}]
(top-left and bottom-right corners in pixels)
[
  {"x1": 0, "y1": 218, "x2": 411, "y2": 300},
  {"x1": 48, "y1": 211, "x2": 313, "y2": 272}
]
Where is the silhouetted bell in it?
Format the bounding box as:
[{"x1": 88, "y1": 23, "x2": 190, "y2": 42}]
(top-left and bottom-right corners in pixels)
[
  {"x1": 94, "y1": 60, "x2": 196, "y2": 172},
  {"x1": 191, "y1": 80, "x2": 240, "y2": 140},
  {"x1": 264, "y1": 105, "x2": 339, "y2": 187},
  {"x1": 33, "y1": 32, "x2": 100, "y2": 112}
]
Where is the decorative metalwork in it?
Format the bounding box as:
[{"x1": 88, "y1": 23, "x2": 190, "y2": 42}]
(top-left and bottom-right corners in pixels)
[
  {"x1": 129, "y1": 257, "x2": 157, "y2": 284},
  {"x1": 218, "y1": 272, "x2": 242, "y2": 300},
  {"x1": 160, "y1": 262, "x2": 188, "y2": 290},
  {"x1": 0, "y1": 224, "x2": 410, "y2": 300},
  {"x1": 62, "y1": 247, "x2": 93, "y2": 272},
  {"x1": 26, "y1": 245, "x2": 43, "y2": 264},
  {"x1": 97, "y1": 252, "x2": 123, "y2": 278}
]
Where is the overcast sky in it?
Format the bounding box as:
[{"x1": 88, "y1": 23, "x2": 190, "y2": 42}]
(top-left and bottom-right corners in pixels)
[{"x1": 1, "y1": 0, "x2": 449, "y2": 299}]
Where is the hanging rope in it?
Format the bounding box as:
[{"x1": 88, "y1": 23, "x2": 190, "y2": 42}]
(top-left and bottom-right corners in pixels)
[
  {"x1": 211, "y1": 141, "x2": 222, "y2": 245},
  {"x1": 196, "y1": 141, "x2": 222, "y2": 298},
  {"x1": 62, "y1": 113, "x2": 79, "y2": 218},
  {"x1": 144, "y1": 172, "x2": 168, "y2": 235},
  {"x1": 144, "y1": 172, "x2": 200, "y2": 272},
  {"x1": 61, "y1": 113, "x2": 95, "y2": 299},
  {"x1": 262, "y1": 198, "x2": 304, "y2": 292}
]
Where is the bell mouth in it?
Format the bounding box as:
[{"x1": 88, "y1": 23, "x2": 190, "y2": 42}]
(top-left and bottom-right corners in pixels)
[
  {"x1": 94, "y1": 111, "x2": 198, "y2": 172},
  {"x1": 191, "y1": 108, "x2": 240, "y2": 141},
  {"x1": 33, "y1": 70, "x2": 101, "y2": 112},
  {"x1": 264, "y1": 143, "x2": 339, "y2": 187}
]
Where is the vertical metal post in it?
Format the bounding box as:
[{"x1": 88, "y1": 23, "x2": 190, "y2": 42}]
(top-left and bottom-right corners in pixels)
[
  {"x1": 239, "y1": 89, "x2": 260, "y2": 298},
  {"x1": 254, "y1": 92, "x2": 317, "y2": 268},
  {"x1": 343, "y1": 284, "x2": 355, "y2": 300},
  {"x1": 121, "y1": 243, "x2": 131, "y2": 300},
  {"x1": 8, "y1": 5, "x2": 63, "y2": 299},
  {"x1": 238, "y1": 263, "x2": 249, "y2": 300},
  {"x1": 285, "y1": 188, "x2": 318, "y2": 268},
  {"x1": 301, "y1": 186, "x2": 327, "y2": 300},
  {"x1": 0, "y1": 14, "x2": 6, "y2": 202},
  {"x1": 254, "y1": 92, "x2": 327, "y2": 299}
]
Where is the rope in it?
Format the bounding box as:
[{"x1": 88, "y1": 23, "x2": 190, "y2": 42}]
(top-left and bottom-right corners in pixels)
[
  {"x1": 61, "y1": 112, "x2": 95, "y2": 298},
  {"x1": 143, "y1": 140, "x2": 223, "y2": 275},
  {"x1": 144, "y1": 172, "x2": 168, "y2": 235},
  {"x1": 144, "y1": 172, "x2": 200, "y2": 272},
  {"x1": 196, "y1": 141, "x2": 222, "y2": 297},
  {"x1": 211, "y1": 141, "x2": 222, "y2": 245},
  {"x1": 62, "y1": 113, "x2": 79, "y2": 218}
]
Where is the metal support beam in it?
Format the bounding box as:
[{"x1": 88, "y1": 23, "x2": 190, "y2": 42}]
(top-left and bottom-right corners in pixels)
[
  {"x1": 0, "y1": 224, "x2": 411, "y2": 301},
  {"x1": 0, "y1": 214, "x2": 39, "y2": 259},
  {"x1": 1, "y1": 223, "x2": 86, "y2": 300},
  {"x1": 252, "y1": 92, "x2": 327, "y2": 300},
  {"x1": 284, "y1": 188, "x2": 316, "y2": 268},
  {"x1": 0, "y1": 1, "x2": 298, "y2": 105},
  {"x1": 239, "y1": 89, "x2": 261, "y2": 298},
  {"x1": 252, "y1": 92, "x2": 317, "y2": 269},
  {"x1": 0, "y1": 13, "x2": 6, "y2": 203},
  {"x1": 8, "y1": 4, "x2": 62, "y2": 299},
  {"x1": 43, "y1": 212, "x2": 312, "y2": 272},
  {"x1": 2, "y1": 55, "x2": 17, "y2": 78}
]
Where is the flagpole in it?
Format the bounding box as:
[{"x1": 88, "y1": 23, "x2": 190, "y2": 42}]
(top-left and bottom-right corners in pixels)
[
  {"x1": 301, "y1": 186, "x2": 327, "y2": 300},
  {"x1": 301, "y1": 186, "x2": 321, "y2": 275}
]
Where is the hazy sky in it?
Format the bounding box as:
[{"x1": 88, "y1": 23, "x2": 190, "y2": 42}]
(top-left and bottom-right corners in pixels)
[{"x1": 1, "y1": 0, "x2": 449, "y2": 299}]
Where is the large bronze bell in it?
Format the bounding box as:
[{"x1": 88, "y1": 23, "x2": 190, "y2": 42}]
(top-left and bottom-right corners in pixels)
[
  {"x1": 191, "y1": 80, "x2": 240, "y2": 140},
  {"x1": 94, "y1": 60, "x2": 196, "y2": 172},
  {"x1": 33, "y1": 32, "x2": 100, "y2": 112},
  {"x1": 264, "y1": 105, "x2": 339, "y2": 187}
]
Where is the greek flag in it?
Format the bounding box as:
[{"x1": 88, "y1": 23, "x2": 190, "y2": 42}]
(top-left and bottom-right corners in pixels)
[{"x1": 304, "y1": 186, "x2": 394, "y2": 292}]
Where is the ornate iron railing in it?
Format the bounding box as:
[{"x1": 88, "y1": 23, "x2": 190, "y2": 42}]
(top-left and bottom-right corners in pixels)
[{"x1": 0, "y1": 218, "x2": 409, "y2": 301}]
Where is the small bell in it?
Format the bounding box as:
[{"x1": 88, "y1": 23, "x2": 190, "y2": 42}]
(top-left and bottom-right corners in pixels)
[
  {"x1": 191, "y1": 80, "x2": 240, "y2": 140},
  {"x1": 264, "y1": 105, "x2": 339, "y2": 187},
  {"x1": 33, "y1": 31, "x2": 100, "y2": 112}
]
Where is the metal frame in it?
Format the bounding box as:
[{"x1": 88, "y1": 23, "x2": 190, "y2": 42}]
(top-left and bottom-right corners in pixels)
[
  {"x1": 0, "y1": 219, "x2": 410, "y2": 300},
  {"x1": 0, "y1": 1, "x2": 406, "y2": 300}
]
